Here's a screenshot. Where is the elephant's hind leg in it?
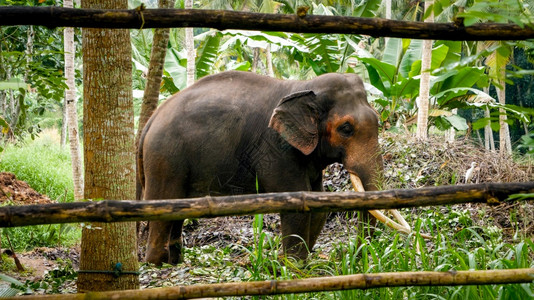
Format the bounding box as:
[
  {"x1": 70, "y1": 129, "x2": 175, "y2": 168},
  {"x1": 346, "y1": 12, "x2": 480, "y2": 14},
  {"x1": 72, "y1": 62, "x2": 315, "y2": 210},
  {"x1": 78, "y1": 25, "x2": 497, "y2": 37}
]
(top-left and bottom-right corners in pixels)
[{"x1": 144, "y1": 176, "x2": 187, "y2": 266}]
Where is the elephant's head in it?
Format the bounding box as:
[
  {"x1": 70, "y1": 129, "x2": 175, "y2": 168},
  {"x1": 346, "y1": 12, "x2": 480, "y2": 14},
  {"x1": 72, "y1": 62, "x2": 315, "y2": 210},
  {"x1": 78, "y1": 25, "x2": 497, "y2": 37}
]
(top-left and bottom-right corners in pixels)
[{"x1": 269, "y1": 73, "x2": 383, "y2": 192}]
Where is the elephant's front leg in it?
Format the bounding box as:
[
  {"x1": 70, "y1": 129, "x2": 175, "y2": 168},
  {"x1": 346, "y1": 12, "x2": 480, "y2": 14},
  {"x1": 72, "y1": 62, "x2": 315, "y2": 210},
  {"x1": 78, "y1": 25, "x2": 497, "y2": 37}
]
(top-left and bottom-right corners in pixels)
[{"x1": 281, "y1": 212, "x2": 327, "y2": 260}]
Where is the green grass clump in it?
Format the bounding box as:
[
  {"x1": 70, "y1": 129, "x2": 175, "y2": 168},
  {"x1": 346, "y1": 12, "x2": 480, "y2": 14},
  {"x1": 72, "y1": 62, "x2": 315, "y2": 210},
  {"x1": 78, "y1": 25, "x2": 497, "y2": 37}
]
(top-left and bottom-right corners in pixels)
[{"x1": 0, "y1": 129, "x2": 76, "y2": 203}]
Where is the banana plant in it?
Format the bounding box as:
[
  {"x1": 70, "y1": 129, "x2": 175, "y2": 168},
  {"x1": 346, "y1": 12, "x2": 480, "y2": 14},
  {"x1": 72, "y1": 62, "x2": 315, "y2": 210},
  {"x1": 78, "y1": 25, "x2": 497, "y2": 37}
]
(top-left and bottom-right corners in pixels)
[{"x1": 355, "y1": 38, "x2": 424, "y2": 125}]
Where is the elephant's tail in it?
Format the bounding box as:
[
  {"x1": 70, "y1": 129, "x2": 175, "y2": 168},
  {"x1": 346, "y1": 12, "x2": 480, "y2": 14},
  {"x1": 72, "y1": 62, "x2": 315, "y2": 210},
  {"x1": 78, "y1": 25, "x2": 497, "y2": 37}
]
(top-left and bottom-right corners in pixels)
[
  {"x1": 136, "y1": 136, "x2": 145, "y2": 201},
  {"x1": 136, "y1": 116, "x2": 154, "y2": 201}
]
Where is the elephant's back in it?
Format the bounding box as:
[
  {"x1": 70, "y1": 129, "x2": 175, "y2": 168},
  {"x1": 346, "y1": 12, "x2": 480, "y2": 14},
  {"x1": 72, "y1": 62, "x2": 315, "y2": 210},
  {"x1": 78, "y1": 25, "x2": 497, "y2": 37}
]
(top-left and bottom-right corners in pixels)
[
  {"x1": 150, "y1": 71, "x2": 287, "y2": 135},
  {"x1": 175, "y1": 71, "x2": 284, "y2": 110}
]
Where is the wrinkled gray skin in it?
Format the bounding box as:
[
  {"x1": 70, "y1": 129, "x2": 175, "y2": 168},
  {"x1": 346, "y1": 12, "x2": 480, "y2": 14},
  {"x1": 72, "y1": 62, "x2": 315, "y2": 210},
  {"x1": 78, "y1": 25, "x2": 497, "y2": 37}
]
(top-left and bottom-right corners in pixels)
[{"x1": 138, "y1": 71, "x2": 383, "y2": 265}]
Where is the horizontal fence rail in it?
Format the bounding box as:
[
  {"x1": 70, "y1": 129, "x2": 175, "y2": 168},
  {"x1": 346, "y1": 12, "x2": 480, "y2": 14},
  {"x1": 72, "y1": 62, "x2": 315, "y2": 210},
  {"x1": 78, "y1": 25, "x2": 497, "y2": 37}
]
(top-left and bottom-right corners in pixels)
[
  {"x1": 1, "y1": 182, "x2": 533, "y2": 227},
  {"x1": 2, "y1": 7, "x2": 534, "y2": 40},
  {"x1": 9, "y1": 269, "x2": 534, "y2": 299}
]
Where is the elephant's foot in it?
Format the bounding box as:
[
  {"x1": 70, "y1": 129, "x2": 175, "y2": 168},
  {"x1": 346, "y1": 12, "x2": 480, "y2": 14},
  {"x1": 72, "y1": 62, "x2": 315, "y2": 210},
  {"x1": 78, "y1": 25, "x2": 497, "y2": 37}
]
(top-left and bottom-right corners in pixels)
[
  {"x1": 282, "y1": 235, "x2": 311, "y2": 261},
  {"x1": 145, "y1": 246, "x2": 168, "y2": 266},
  {"x1": 284, "y1": 247, "x2": 309, "y2": 262},
  {"x1": 145, "y1": 243, "x2": 182, "y2": 265}
]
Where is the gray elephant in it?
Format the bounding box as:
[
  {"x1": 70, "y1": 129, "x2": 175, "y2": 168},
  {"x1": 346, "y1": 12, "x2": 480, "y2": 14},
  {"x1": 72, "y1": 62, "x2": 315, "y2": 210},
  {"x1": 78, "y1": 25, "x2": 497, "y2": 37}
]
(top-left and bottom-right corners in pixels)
[{"x1": 137, "y1": 71, "x2": 383, "y2": 265}]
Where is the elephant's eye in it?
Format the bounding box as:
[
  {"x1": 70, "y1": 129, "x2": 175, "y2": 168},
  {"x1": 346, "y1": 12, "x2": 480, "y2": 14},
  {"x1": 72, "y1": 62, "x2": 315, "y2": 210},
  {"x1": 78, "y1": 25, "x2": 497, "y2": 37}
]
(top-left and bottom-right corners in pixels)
[{"x1": 337, "y1": 122, "x2": 354, "y2": 137}]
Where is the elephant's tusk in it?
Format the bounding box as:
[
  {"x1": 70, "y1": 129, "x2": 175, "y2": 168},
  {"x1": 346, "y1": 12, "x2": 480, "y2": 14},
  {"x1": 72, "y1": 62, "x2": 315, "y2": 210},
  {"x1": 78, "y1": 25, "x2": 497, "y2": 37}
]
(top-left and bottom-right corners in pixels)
[
  {"x1": 349, "y1": 173, "x2": 433, "y2": 240},
  {"x1": 349, "y1": 173, "x2": 410, "y2": 235},
  {"x1": 389, "y1": 209, "x2": 411, "y2": 232}
]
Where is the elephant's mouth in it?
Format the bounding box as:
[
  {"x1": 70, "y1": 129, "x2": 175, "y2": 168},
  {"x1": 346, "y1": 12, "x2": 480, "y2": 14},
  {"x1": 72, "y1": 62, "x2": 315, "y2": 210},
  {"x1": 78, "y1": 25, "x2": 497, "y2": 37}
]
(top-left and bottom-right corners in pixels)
[{"x1": 348, "y1": 173, "x2": 412, "y2": 235}]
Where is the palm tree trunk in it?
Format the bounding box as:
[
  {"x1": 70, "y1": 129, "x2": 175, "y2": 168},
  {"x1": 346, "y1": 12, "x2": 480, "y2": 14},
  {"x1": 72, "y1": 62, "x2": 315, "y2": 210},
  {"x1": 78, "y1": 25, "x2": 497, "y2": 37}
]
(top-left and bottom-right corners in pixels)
[
  {"x1": 135, "y1": 0, "x2": 175, "y2": 147},
  {"x1": 60, "y1": 98, "x2": 67, "y2": 147},
  {"x1": 64, "y1": 0, "x2": 84, "y2": 201},
  {"x1": 251, "y1": 47, "x2": 260, "y2": 73},
  {"x1": 78, "y1": 0, "x2": 139, "y2": 292},
  {"x1": 185, "y1": 0, "x2": 195, "y2": 87},
  {"x1": 497, "y1": 75, "x2": 512, "y2": 155},
  {"x1": 446, "y1": 108, "x2": 457, "y2": 142},
  {"x1": 266, "y1": 44, "x2": 274, "y2": 77},
  {"x1": 484, "y1": 105, "x2": 495, "y2": 151},
  {"x1": 416, "y1": 0, "x2": 433, "y2": 140},
  {"x1": 384, "y1": 0, "x2": 391, "y2": 45},
  {"x1": 483, "y1": 87, "x2": 494, "y2": 151}
]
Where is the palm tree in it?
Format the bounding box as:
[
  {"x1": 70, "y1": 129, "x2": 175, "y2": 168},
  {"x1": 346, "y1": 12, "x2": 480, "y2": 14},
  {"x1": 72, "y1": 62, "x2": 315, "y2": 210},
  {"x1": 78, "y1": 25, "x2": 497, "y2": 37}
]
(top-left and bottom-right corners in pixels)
[
  {"x1": 185, "y1": 0, "x2": 195, "y2": 86},
  {"x1": 63, "y1": 0, "x2": 83, "y2": 201},
  {"x1": 135, "y1": 0, "x2": 175, "y2": 147},
  {"x1": 77, "y1": 0, "x2": 139, "y2": 292},
  {"x1": 416, "y1": 0, "x2": 434, "y2": 140},
  {"x1": 480, "y1": 41, "x2": 513, "y2": 155}
]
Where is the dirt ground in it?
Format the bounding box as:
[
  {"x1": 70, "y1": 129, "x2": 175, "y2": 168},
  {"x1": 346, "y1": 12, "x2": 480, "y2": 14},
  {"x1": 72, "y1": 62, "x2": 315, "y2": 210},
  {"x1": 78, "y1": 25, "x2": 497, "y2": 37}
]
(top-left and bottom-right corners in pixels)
[{"x1": 0, "y1": 172, "x2": 52, "y2": 205}]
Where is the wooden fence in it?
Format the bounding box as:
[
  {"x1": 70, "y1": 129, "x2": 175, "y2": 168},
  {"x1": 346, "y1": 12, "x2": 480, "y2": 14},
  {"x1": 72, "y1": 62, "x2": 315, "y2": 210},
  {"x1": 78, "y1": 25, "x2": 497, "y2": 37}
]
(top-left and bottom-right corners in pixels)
[{"x1": 1, "y1": 183, "x2": 534, "y2": 299}]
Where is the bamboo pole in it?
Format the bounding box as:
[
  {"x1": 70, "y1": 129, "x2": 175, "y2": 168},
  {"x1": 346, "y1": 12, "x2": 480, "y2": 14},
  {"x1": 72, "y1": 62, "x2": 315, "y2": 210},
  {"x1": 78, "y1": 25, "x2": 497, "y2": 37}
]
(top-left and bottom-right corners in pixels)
[
  {"x1": 9, "y1": 268, "x2": 534, "y2": 299},
  {"x1": 1, "y1": 7, "x2": 534, "y2": 40},
  {"x1": 0, "y1": 182, "x2": 533, "y2": 227}
]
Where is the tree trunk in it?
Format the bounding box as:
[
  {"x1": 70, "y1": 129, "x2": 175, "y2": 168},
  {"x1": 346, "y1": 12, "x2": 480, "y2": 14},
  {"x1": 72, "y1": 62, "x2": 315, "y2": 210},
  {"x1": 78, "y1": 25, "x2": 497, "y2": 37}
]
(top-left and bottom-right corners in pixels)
[
  {"x1": 266, "y1": 44, "x2": 274, "y2": 77},
  {"x1": 135, "y1": 0, "x2": 175, "y2": 146},
  {"x1": 384, "y1": 0, "x2": 391, "y2": 45},
  {"x1": 78, "y1": 0, "x2": 139, "y2": 292},
  {"x1": 416, "y1": 0, "x2": 433, "y2": 140},
  {"x1": 483, "y1": 87, "x2": 494, "y2": 151},
  {"x1": 185, "y1": 0, "x2": 195, "y2": 87},
  {"x1": 64, "y1": 0, "x2": 84, "y2": 201},
  {"x1": 60, "y1": 97, "x2": 67, "y2": 148},
  {"x1": 251, "y1": 47, "x2": 260, "y2": 73},
  {"x1": 446, "y1": 108, "x2": 457, "y2": 142},
  {"x1": 497, "y1": 71, "x2": 512, "y2": 156},
  {"x1": 134, "y1": 0, "x2": 175, "y2": 206}
]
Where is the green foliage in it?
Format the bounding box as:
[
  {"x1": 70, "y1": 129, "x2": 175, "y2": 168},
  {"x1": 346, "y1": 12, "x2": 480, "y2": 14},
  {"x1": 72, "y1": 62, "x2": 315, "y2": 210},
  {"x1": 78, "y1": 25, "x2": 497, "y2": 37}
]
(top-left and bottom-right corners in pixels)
[
  {"x1": 0, "y1": 272, "x2": 30, "y2": 297},
  {"x1": 0, "y1": 23, "x2": 69, "y2": 140},
  {"x1": 519, "y1": 131, "x2": 534, "y2": 154},
  {"x1": 2, "y1": 223, "x2": 79, "y2": 251},
  {"x1": 458, "y1": 0, "x2": 533, "y2": 27},
  {"x1": 0, "y1": 254, "x2": 15, "y2": 273},
  {"x1": 195, "y1": 32, "x2": 222, "y2": 79},
  {"x1": 156, "y1": 208, "x2": 534, "y2": 299}
]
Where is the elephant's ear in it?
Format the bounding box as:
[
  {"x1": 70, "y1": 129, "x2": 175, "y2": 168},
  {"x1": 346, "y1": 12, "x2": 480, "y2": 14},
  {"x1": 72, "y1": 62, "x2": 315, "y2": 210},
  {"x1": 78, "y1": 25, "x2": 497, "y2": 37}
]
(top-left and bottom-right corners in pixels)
[{"x1": 268, "y1": 90, "x2": 319, "y2": 155}]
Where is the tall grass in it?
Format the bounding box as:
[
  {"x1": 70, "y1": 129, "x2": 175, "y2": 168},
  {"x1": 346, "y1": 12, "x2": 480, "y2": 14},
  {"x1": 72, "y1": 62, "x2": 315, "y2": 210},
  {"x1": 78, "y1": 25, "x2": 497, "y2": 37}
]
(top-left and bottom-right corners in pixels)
[
  {"x1": 242, "y1": 208, "x2": 534, "y2": 299},
  {"x1": 0, "y1": 129, "x2": 80, "y2": 250},
  {"x1": 0, "y1": 129, "x2": 75, "y2": 203}
]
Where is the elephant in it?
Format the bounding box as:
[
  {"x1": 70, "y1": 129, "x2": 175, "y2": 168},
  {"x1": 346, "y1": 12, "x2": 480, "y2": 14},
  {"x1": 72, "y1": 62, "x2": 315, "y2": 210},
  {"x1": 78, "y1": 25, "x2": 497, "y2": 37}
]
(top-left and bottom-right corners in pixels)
[{"x1": 137, "y1": 70, "x2": 383, "y2": 265}]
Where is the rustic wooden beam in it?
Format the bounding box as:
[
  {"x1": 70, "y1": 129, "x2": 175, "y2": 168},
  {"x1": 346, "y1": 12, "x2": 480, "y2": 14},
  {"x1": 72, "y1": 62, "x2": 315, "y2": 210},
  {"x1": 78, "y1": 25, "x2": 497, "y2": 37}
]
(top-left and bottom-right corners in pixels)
[
  {"x1": 0, "y1": 182, "x2": 532, "y2": 227},
  {"x1": 1, "y1": 7, "x2": 534, "y2": 40},
  {"x1": 9, "y1": 268, "x2": 534, "y2": 299}
]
